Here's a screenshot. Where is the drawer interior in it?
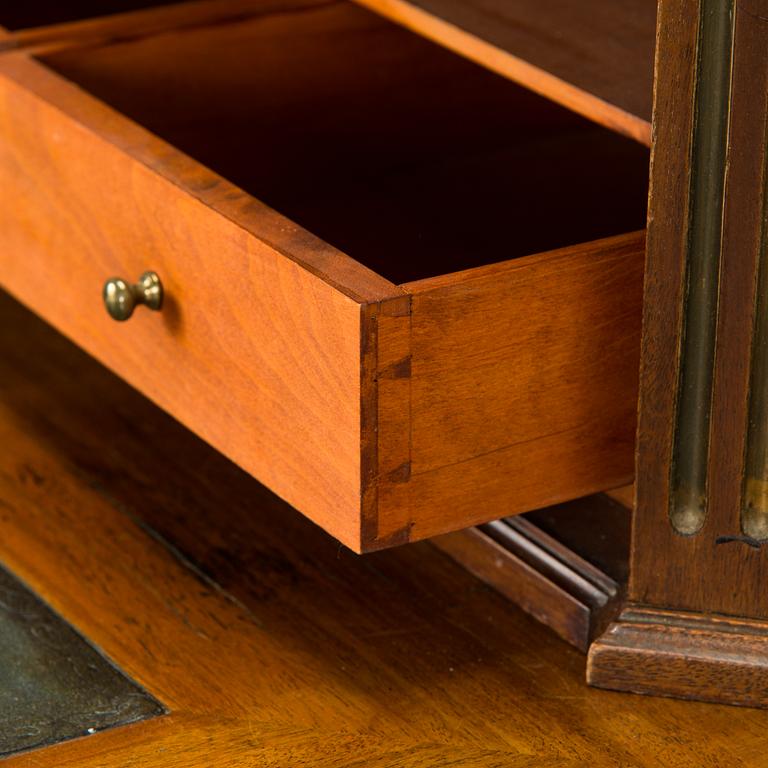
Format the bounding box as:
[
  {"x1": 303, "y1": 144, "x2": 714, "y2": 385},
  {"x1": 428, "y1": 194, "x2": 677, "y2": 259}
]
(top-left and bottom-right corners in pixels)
[
  {"x1": 39, "y1": 0, "x2": 650, "y2": 284},
  {"x1": 1, "y1": 1, "x2": 184, "y2": 30}
]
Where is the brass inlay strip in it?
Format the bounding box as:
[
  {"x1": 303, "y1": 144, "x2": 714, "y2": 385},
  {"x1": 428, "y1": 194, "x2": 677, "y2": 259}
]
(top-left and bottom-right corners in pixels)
[
  {"x1": 670, "y1": 0, "x2": 735, "y2": 535},
  {"x1": 741, "y1": 109, "x2": 768, "y2": 539}
]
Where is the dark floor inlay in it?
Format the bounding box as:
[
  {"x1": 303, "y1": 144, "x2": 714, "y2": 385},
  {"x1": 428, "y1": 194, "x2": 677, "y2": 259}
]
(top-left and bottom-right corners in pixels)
[{"x1": 0, "y1": 564, "x2": 165, "y2": 757}]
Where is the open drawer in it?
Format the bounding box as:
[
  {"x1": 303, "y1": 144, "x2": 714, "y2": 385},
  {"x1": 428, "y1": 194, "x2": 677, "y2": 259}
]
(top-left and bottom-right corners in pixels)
[{"x1": 0, "y1": 0, "x2": 648, "y2": 552}]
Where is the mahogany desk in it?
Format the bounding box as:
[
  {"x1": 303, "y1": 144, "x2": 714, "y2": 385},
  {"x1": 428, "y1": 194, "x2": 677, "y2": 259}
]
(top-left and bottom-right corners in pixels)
[{"x1": 0, "y1": 0, "x2": 765, "y2": 713}]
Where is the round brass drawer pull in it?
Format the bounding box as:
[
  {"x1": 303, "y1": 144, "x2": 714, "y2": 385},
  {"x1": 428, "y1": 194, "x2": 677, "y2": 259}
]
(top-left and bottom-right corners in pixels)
[{"x1": 103, "y1": 271, "x2": 163, "y2": 322}]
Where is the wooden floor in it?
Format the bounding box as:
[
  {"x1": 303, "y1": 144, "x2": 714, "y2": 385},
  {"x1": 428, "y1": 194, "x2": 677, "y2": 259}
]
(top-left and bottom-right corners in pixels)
[{"x1": 2, "y1": 289, "x2": 768, "y2": 766}]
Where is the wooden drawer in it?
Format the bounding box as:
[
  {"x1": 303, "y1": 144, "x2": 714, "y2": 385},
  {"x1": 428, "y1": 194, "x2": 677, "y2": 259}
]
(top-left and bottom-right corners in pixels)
[{"x1": 0, "y1": 0, "x2": 647, "y2": 552}]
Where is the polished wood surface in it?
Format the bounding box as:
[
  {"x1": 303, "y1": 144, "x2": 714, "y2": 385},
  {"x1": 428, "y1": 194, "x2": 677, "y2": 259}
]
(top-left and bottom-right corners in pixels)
[
  {"x1": 0, "y1": 0, "x2": 649, "y2": 550},
  {"x1": 590, "y1": 608, "x2": 768, "y2": 710},
  {"x1": 3, "y1": 0, "x2": 656, "y2": 148},
  {"x1": 435, "y1": 494, "x2": 631, "y2": 652},
  {"x1": 434, "y1": 500, "x2": 626, "y2": 652},
  {"x1": 604, "y1": 484, "x2": 635, "y2": 509},
  {"x1": 2, "y1": 291, "x2": 768, "y2": 766},
  {"x1": 38, "y1": 1, "x2": 650, "y2": 283},
  {"x1": 0, "y1": 50, "x2": 382, "y2": 550},
  {"x1": 623, "y1": 0, "x2": 768, "y2": 617},
  {"x1": 352, "y1": 0, "x2": 656, "y2": 144},
  {"x1": 385, "y1": 232, "x2": 644, "y2": 541},
  {"x1": 589, "y1": 0, "x2": 768, "y2": 707}
]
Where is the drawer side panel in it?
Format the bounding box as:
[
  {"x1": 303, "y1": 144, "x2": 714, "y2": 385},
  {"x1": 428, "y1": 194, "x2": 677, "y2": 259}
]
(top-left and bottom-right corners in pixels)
[{"x1": 371, "y1": 232, "x2": 644, "y2": 547}]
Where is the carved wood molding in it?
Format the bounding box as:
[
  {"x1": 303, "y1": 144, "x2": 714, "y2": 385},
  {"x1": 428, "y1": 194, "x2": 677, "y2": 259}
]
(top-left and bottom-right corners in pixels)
[{"x1": 589, "y1": 606, "x2": 768, "y2": 708}]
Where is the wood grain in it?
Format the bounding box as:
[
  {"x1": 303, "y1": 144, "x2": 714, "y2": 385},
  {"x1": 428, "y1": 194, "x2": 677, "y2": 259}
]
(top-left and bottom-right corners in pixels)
[
  {"x1": 2, "y1": 291, "x2": 768, "y2": 766},
  {"x1": 696, "y1": 0, "x2": 768, "y2": 613},
  {"x1": 351, "y1": 0, "x2": 656, "y2": 145},
  {"x1": 38, "y1": 0, "x2": 650, "y2": 284},
  {"x1": 589, "y1": 607, "x2": 768, "y2": 709},
  {"x1": 370, "y1": 232, "x2": 645, "y2": 546},
  {"x1": 628, "y1": 0, "x2": 768, "y2": 616},
  {"x1": 590, "y1": 0, "x2": 768, "y2": 708},
  {"x1": 620, "y1": 0, "x2": 699, "y2": 610},
  {"x1": 605, "y1": 484, "x2": 635, "y2": 509},
  {"x1": 0, "y1": 3, "x2": 650, "y2": 551},
  {"x1": 0, "y1": 50, "x2": 395, "y2": 551},
  {"x1": 2, "y1": 0, "x2": 656, "y2": 149},
  {"x1": 434, "y1": 505, "x2": 625, "y2": 652}
]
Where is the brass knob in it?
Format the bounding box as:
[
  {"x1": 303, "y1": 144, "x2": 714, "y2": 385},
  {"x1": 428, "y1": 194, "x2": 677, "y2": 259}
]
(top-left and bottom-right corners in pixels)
[{"x1": 103, "y1": 271, "x2": 163, "y2": 321}]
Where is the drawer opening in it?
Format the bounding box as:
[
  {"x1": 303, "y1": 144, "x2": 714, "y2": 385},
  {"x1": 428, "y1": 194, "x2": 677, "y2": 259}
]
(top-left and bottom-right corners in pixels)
[
  {"x1": 39, "y1": 0, "x2": 650, "y2": 284},
  {"x1": 1, "y1": 0, "x2": 185, "y2": 30}
]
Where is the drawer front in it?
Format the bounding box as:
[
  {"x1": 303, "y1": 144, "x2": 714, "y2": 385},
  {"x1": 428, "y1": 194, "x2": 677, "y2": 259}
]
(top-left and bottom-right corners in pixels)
[{"x1": 0, "y1": 53, "x2": 392, "y2": 549}]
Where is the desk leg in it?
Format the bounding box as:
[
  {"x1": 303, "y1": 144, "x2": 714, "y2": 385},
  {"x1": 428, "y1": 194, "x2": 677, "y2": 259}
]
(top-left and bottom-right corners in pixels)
[{"x1": 588, "y1": 0, "x2": 768, "y2": 707}]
